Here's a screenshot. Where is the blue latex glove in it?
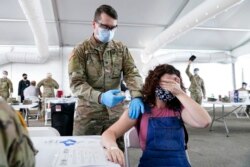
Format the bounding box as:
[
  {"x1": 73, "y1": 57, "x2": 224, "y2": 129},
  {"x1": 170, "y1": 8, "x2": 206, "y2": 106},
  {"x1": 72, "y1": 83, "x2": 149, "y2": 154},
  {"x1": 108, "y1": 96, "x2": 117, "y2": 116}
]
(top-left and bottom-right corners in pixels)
[
  {"x1": 129, "y1": 98, "x2": 144, "y2": 119},
  {"x1": 101, "y1": 89, "x2": 125, "y2": 108}
]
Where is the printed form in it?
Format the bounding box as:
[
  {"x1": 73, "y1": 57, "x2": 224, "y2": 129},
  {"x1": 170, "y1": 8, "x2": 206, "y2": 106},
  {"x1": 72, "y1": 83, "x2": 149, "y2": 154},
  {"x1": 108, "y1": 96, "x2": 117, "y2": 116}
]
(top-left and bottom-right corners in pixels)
[{"x1": 52, "y1": 139, "x2": 108, "y2": 167}]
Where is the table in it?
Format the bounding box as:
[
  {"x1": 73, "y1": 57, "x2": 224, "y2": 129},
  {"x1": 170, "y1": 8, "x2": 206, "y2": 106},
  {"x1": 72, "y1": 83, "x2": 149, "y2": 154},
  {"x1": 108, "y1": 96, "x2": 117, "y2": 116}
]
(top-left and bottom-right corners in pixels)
[
  {"x1": 204, "y1": 101, "x2": 250, "y2": 136},
  {"x1": 31, "y1": 136, "x2": 120, "y2": 167},
  {"x1": 28, "y1": 127, "x2": 60, "y2": 137},
  {"x1": 11, "y1": 103, "x2": 39, "y2": 126}
]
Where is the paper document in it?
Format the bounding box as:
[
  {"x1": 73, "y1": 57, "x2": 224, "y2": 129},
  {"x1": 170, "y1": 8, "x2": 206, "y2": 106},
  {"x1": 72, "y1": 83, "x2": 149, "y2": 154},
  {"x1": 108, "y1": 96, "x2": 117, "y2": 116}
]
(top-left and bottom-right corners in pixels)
[{"x1": 52, "y1": 145, "x2": 108, "y2": 167}]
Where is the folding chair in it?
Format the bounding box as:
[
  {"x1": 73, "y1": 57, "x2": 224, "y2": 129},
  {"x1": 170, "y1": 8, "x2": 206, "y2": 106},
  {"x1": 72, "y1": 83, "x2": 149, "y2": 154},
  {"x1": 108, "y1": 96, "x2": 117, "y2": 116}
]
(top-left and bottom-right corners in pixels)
[
  {"x1": 124, "y1": 127, "x2": 141, "y2": 167},
  {"x1": 25, "y1": 96, "x2": 40, "y2": 120}
]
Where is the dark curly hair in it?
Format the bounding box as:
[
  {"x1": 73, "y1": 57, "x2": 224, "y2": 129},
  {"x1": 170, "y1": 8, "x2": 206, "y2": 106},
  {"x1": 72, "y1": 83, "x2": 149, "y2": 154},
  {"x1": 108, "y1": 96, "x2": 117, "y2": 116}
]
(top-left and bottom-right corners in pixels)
[{"x1": 142, "y1": 64, "x2": 186, "y2": 112}]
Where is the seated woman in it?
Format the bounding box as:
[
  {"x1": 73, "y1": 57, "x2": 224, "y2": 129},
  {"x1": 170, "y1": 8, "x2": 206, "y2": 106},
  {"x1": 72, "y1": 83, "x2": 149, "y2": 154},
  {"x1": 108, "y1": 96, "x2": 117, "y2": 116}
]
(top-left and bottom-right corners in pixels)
[{"x1": 101, "y1": 64, "x2": 211, "y2": 167}]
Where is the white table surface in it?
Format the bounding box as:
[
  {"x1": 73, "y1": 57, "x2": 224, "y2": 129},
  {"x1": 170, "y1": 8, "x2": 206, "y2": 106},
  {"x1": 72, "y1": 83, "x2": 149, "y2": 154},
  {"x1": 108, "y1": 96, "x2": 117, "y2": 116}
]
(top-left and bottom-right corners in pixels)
[
  {"x1": 11, "y1": 102, "x2": 38, "y2": 110},
  {"x1": 31, "y1": 136, "x2": 120, "y2": 167},
  {"x1": 203, "y1": 101, "x2": 250, "y2": 106},
  {"x1": 28, "y1": 127, "x2": 60, "y2": 137}
]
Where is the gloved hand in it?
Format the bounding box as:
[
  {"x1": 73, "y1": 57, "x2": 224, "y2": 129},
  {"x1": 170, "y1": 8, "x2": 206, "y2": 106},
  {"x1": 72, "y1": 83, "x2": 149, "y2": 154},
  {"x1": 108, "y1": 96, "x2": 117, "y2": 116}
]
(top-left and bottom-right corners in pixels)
[
  {"x1": 129, "y1": 98, "x2": 144, "y2": 119},
  {"x1": 101, "y1": 89, "x2": 125, "y2": 108}
]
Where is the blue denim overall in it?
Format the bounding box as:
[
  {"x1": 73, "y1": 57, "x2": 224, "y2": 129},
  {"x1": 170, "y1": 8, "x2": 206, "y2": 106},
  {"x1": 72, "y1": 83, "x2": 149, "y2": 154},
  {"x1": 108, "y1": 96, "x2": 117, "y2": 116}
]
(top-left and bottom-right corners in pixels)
[{"x1": 138, "y1": 117, "x2": 191, "y2": 167}]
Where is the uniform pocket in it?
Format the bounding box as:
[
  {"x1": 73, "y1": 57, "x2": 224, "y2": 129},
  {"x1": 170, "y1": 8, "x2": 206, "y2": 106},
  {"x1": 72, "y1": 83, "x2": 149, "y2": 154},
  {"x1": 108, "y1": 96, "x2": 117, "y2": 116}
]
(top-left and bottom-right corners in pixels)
[
  {"x1": 86, "y1": 53, "x2": 102, "y2": 78},
  {"x1": 0, "y1": 81, "x2": 7, "y2": 89}
]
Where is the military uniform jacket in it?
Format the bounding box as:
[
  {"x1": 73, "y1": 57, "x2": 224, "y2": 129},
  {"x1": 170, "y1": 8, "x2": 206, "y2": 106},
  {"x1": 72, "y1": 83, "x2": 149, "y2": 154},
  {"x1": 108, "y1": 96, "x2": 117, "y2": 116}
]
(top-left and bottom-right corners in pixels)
[
  {"x1": 0, "y1": 101, "x2": 36, "y2": 167},
  {"x1": 0, "y1": 78, "x2": 13, "y2": 94},
  {"x1": 185, "y1": 65, "x2": 206, "y2": 96},
  {"x1": 68, "y1": 36, "x2": 143, "y2": 104},
  {"x1": 37, "y1": 78, "x2": 59, "y2": 97}
]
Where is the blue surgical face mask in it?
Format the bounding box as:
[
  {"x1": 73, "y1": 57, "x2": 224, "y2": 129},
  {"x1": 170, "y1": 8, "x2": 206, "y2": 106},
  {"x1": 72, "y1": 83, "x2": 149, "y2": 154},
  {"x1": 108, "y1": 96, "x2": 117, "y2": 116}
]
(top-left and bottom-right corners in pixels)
[
  {"x1": 96, "y1": 27, "x2": 115, "y2": 43},
  {"x1": 155, "y1": 86, "x2": 176, "y2": 102}
]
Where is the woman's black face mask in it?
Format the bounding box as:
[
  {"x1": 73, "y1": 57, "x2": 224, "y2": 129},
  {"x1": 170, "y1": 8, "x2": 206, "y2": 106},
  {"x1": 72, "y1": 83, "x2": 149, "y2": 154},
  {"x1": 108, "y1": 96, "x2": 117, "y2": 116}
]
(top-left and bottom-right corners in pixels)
[{"x1": 155, "y1": 86, "x2": 176, "y2": 102}]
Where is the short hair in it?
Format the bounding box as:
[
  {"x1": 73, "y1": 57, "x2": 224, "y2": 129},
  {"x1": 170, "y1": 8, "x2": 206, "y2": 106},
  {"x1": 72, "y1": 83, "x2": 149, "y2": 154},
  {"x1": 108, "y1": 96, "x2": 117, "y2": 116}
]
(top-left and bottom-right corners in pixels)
[
  {"x1": 194, "y1": 68, "x2": 199, "y2": 72},
  {"x1": 31, "y1": 81, "x2": 36, "y2": 86},
  {"x1": 2, "y1": 71, "x2": 8, "y2": 75},
  {"x1": 22, "y1": 73, "x2": 27, "y2": 77},
  {"x1": 94, "y1": 4, "x2": 118, "y2": 21},
  {"x1": 242, "y1": 82, "x2": 247, "y2": 86},
  {"x1": 142, "y1": 64, "x2": 185, "y2": 112}
]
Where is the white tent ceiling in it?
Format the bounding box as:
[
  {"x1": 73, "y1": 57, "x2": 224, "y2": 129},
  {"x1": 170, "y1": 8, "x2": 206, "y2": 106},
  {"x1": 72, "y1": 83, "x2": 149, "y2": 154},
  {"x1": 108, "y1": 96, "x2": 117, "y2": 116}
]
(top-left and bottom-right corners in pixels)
[{"x1": 0, "y1": 0, "x2": 250, "y2": 64}]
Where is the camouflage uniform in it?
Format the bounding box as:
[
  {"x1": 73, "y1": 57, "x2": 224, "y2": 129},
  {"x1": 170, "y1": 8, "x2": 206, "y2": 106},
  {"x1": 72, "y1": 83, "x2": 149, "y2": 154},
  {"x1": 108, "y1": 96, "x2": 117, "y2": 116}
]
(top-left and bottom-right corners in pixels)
[
  {"x1": 186, "y1": 65, "x2": 206, "y2": 104},
  {"x1": 37, "y1": 78, "x2": 59, "y2": 118},
  {"x1": 37, "y1": 78, "x2": 59, "y2": 98},
  {"x1": 0, "y1": 77, "x2": 13, "y2": 101},
  {"x1": 68, "y1": 36, "x2": 143, "y2": 136},
  {"x1": 0, "y1": 101, "x2": 36, "y2": 167}
]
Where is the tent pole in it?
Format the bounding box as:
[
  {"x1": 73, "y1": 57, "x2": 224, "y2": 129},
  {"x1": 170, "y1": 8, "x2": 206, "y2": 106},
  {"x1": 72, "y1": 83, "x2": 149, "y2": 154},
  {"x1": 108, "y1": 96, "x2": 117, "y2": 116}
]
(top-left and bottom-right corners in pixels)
[{"x1": 232, "y1": 62, "x2": 236, "y2": 90}]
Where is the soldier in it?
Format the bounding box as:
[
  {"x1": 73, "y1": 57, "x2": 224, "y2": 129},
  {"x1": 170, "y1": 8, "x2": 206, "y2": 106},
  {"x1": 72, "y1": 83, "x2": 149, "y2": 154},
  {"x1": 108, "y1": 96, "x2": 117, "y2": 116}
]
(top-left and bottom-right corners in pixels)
[
  {"x1": 37, "y1": 73, "x2": 59, "y2": 98},
  {"x1": 0, "y1": 70, "x2": 13, "y2": 101},
  {"x1": 18, "y1": 73, "x2": 30, "y2": 102},
  {"x1": 37, "y1": 73, "x2": 59, "y2": 119},
  {"x1": 68, "y1": 4, "x2": 144, "y2": 136},
  {"x1": 0, "y1": 100, "x2": 36, "y2": 167},
  {"x1": 186, "y1": 60, "x2": 206, "y2": 104}
]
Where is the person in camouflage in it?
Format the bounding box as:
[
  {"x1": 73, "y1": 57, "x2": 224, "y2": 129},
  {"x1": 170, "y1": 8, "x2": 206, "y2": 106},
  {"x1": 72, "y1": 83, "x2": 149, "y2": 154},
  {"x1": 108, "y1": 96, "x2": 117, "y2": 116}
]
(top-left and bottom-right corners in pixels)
[
  {"x1": 185, "y1": 61, "x2": 206, "y2": 104},
  {"x1": 68, "y1": 4, "x2": 144, "y2": 136},
  {"x1": 37, "y1": 73, "x2": 59, "y2": 98},
  {"x1": 0, "y1": 100, "x2": 36, "y2": 167},
  {"x1": 0, "y1": 71, "x2": 13, "y2": 101},
  {"x1": 37, "y1": 73, "x2": 59, "y2": 119}
]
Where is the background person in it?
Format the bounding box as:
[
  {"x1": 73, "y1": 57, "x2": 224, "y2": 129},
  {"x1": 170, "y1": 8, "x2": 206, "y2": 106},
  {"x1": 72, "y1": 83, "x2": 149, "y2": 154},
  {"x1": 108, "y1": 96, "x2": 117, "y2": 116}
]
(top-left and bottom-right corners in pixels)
[
  {"x1": 185, "y1": 59, "x2": 206, "y2": 104},
  {"x1": 37, "y1": 73, "x2": 59, "y2": 119},
  {"x1": 102, "y1": 64, "x2": 211, "y2": 167},
  {"x1": 237, "y1": 82, "x2": 250, "y2": 114},
  {"x1": 24, "y1": 80, "x2": 41, "y2": 101},
  {"x1": 238, "y1": 82, "x2": 248, "y2": 91},
  {"x1": 68, "y1": 4, "x2": 144, "y2": 136},
  {"x1": 18, "y1": 73, "x2": 30, "y2": 102},
  {"x1": 37, "y1": 73, "x2": 59, "y2": 98},
  {"x1": 0, "y1": 71, "x2": 13, "y2": 101}
]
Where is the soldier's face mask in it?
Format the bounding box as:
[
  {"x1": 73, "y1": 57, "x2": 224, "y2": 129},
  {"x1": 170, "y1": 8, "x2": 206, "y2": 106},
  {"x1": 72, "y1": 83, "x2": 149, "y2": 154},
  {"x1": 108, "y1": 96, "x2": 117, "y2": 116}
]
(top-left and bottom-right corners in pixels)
[
  {"x1": 155, "y1": 86, "x2": 176, "y2": 102},
  {"x1": 194, "y1": 71, "x2": 199, "y2": 75},
  {"x1": 96, "y1": 27, "x2": 115, "y2": 43}
]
